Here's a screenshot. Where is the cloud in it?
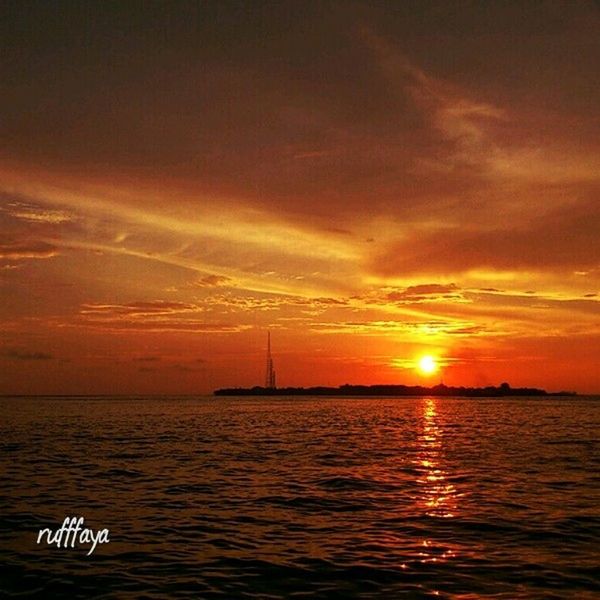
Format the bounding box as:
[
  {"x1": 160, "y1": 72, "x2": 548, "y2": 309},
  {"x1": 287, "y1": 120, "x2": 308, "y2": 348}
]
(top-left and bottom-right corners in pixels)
[
  {"x1": 73, "y1": 319, "x2": 249, "y2": 333},
  {"x1": 72, "y1": 300, "x2": 250, "y2": 334},
  {"x1": 0, "y1": 241, "x2": 59, "y2": 260},
  {"x1": 0, "y1": 180, "x2": 361, "y2": 298},
  {"x1": 363, "y1": 29, "x2": 506, "y2": 171},
  {"x1": 363, "y1": 29, "x2": 600, "y2": 209},
  {"x1": 468, "y1": 289, "x2": 600, "y2": 317},
  {"x1": 2, "y1": 348, "x2": 54, "y2": 360},
  {"x1": 310, "y1": 319, "x2": 487, "y2": 337},
  {"x1": 3, "y1": 202, "x2": 73, "y2": 224},
  {"x1": 386, "y1": 283, "x2": 465, "y2": 303},
  {"x1": 137, "y1": 357, "x2": 206, "y2": 371},
  {"x1": 191, "y1": 274, "x2": 232, "y2": 287},
  {"x1": 171, "y1": 363, "x2": 205, "y2": 373},
  {"x1": 201, "y1": 293, "x2": 349, "y2": 312},
  {"x1": 80, "y1": 301, "x2": 201, "y2": 316},
  {"x1": 373, "y1": 200, "x2": 600, "y2": 275}
]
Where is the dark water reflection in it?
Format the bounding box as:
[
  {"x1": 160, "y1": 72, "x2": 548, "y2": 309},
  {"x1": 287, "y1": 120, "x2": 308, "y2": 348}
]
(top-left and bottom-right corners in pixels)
[{"x1": 1, "y1": 395, "x2": 599, "y2": 598}]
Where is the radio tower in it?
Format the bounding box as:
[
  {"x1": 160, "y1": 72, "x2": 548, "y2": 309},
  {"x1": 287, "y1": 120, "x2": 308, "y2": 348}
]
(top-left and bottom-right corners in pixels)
[{"x1": 265, "y1": 331, "x2": 276, "y2": 389}]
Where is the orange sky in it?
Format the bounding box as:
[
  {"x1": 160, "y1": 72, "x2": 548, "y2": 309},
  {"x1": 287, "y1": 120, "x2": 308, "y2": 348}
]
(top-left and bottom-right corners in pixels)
[{"x1": 1, "y1": 2, "x2": 599, "y2": 394}]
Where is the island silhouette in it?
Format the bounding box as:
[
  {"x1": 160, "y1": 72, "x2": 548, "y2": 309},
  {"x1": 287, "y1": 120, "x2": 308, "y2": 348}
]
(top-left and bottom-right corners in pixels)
[{"x1": 214, "y1": 382, "x2": 576, "y2": 397}]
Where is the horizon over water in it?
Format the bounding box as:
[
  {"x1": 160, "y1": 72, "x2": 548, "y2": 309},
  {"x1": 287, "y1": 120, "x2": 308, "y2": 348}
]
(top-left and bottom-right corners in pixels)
[{"x1": 1, "y1": 395, "x2": 599, "y2": 598}]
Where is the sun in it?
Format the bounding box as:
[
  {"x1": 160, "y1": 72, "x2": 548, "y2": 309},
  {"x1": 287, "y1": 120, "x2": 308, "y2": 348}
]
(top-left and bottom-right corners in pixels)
[{"x1": 417, "y1": 355, "x2": 438, "y2": 376}]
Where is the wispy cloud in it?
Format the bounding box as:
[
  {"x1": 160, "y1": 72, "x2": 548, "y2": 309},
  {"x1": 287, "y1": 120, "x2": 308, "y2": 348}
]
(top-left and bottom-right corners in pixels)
[
  {"x1": 0, "y1": 241, "x2": 59, "y2": 260},
  {"x1": 71, "y1": 319, "x2": 249, "y2": 333},
  {"x1": 310, "y1": 319, "x2": 488, "y2": 337},
  {"x1": 201, "y1": 293, "x2": 349, "y2": 313},
  {"x1": 191, "y1": 274, "x2": 232, "y2": 287},
  {"x1": 80, "y1": 301, "x2": 202, "y2": 317},
  {"x1": 3, "y1": 201, "x2": 74, "y2": 224}
]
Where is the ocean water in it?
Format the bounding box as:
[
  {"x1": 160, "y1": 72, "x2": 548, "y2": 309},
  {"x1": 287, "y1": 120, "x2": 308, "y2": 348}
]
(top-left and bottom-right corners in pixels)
[{"x1": 1, "y1": 395, "x2": 599, "y2": 599}]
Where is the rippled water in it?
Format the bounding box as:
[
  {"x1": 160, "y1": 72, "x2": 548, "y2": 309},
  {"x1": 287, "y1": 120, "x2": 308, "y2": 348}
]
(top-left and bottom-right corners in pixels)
[{"x1": 1, "y1": 396, "x2": 599, "y2": 598}]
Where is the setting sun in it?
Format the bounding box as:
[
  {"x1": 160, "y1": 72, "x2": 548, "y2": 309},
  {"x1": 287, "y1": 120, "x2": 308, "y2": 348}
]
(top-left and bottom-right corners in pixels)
[{"x1": 418, "y1": 355, "x2": 439, "y2": 376}]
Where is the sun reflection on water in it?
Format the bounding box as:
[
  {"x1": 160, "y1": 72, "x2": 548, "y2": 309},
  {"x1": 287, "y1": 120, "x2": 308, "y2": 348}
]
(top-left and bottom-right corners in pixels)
[
  {"x1": 403, "y1": 397, "x2": 475, "y2": 582},
  {"x1": 416, "y1": 397, "x2": 459, "y2": 519}
]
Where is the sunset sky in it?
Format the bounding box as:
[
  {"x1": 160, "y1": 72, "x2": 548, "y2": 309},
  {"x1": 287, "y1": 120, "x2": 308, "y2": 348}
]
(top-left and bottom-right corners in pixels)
[{"x1": 1, "y1": 1, "x2": 599, "y2": 394}]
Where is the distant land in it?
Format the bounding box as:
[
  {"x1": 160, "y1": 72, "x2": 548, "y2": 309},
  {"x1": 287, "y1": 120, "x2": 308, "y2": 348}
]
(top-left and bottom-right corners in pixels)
[{"x1": 214, "y1": 382, "x2": 577, "y2": 397}]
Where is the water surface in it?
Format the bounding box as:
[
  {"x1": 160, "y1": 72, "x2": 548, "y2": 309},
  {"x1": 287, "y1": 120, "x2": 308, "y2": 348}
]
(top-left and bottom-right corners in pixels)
[{"x1": 1, "y1": 396, "x2": 599, "y2": 598}]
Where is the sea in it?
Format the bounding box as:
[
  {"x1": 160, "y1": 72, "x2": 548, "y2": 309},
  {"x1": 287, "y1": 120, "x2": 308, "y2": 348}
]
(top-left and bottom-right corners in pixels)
[{"x1": 1, "y1": 395, "x2": 599, "y2": 599}]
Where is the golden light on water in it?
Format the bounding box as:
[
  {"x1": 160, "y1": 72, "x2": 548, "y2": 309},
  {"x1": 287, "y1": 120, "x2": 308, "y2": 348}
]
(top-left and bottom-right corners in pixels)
[{"x1": 416, "y1": 398, "x2": 460, "y2": 519}]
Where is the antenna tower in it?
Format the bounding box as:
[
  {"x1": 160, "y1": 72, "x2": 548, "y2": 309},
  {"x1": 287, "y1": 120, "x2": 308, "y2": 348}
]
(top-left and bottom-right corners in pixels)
[{"x1": 265, "y1": 331, "x2": 276, "y2": 389}]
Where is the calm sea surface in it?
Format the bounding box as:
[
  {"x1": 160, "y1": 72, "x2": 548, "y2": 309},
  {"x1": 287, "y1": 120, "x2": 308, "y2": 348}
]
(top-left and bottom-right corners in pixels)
[{"x1": 1, "y1": 396, "x2": 599, "y2": 599}]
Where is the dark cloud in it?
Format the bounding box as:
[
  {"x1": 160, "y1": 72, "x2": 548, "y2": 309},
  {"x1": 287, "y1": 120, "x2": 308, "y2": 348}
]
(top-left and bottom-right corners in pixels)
[
  {"x1": 2, "y1": 348, "x2": 54, "y2": 360},
  {"x1": 373, "y1": 201, "x2": 600, "y2": 275},
  {"x1": 172, "y1": 363, "x2": 204, "y2": 373},
  {"x1": 469, "y1": 291, "x2": 600, "y2": 318},
  {"x1": 387, "y1": 283, "x2": 462, "y2": 303},
  {"x1": 4, "y1": 1, "x2": 597, "y2": 226}
]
